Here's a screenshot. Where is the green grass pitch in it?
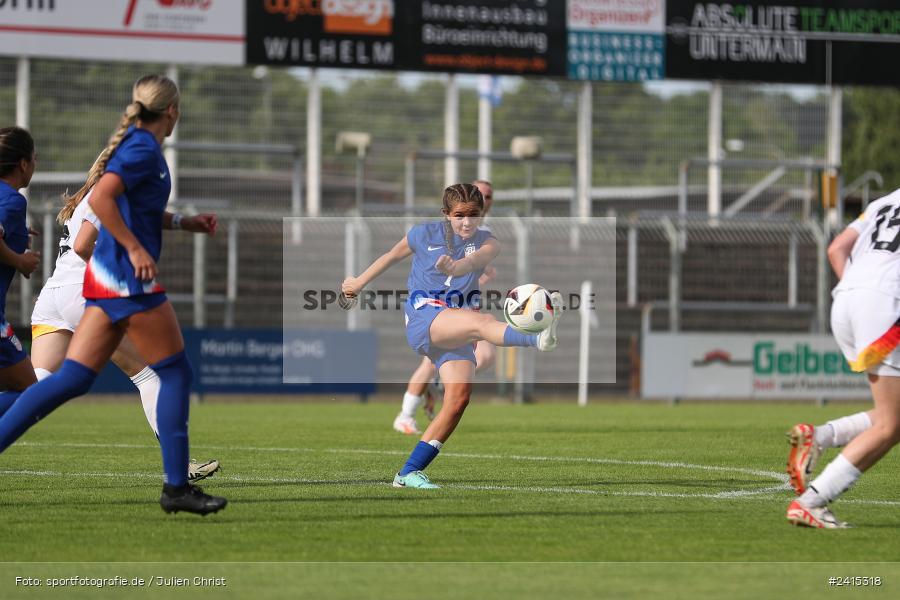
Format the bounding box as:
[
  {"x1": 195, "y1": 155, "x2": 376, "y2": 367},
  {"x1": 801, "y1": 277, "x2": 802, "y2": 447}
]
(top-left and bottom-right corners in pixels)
[{"x1": 0, "y1": 400, "x2": 898, "y2": 599}]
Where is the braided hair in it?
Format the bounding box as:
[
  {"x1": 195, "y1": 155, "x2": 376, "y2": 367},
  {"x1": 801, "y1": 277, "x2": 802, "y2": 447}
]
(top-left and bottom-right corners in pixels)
[
  {"x1": 441, "y1": 183, "x2": 484, "y2": 254},
  {"x1": 58, "y1": 74, "x2": 179, "y2": 224}
]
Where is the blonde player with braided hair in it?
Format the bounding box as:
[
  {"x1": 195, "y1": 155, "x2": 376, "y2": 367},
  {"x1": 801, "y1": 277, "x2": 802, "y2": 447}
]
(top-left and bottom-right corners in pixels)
[
  {"x1": 343, "y1": 183, "x2": 563, "y2": 488},
  {"x1": 0, "y1": 75, "x2": 226, "y2": 515},
  {"x1": 29, "y1": 172, "x2": 220, "y2": 482}
]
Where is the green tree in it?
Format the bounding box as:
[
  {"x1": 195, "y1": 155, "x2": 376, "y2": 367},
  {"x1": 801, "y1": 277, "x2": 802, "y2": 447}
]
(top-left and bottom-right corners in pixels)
[{"x1": 843, "y1": 87, "x2": 900, "y2": 191}]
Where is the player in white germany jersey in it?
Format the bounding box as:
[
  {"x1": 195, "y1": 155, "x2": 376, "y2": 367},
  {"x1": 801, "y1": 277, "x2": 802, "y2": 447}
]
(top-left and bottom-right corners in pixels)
[
  {"x1": 29, "y1": 187, "x2": 220, "y2": 483},
  {"x1": 785, "y1": 188, "x2": 900, "y2": 528}
]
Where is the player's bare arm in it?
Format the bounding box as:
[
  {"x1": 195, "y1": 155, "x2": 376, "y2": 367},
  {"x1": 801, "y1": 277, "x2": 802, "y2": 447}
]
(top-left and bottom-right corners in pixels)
[
  {"x1": 342, "y1": 235, "x2": 412, "y2": 297},
  {"x1": 827, "y1": 227, "x2": 859, "y2": 279}
]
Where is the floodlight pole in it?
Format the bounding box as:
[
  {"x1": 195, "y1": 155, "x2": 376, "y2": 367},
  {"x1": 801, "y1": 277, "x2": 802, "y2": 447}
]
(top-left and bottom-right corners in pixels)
[
  {"x1": 404, "y1": 152, "x2": 416, "y2": 216},
  {"x1": 525, "y1": 161, "x2": 534, "y2": 215},
  {"x1": 444, "y1": 74, "x2": 459, "y2": 187},
  {"x1": 577, "y1": 82, "x2": 592, "y2": 219},
  {"x1": 578, "y1": 280, "x2": 592, "y2": 407},
  {"x1": 355, "y1": 152, "x2": 365, "y2": 213},
  {"x1": 307, "y1": 69, "x2": 321, "y2": 216},
  {"x1": 478, "y1": 77, "x2": 493, "y2": 181},
  {"x1": 826, "y1": 87, "x2": 843, "y2": 229},
  {"x1": 708, "y1": 82, "x2": 723, "y2": 217}
]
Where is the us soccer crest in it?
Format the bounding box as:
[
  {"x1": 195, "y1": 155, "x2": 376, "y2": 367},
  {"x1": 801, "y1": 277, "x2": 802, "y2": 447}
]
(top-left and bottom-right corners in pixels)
[{"x1": 465, "y1": 243, "x2": 476, "y2": 257}]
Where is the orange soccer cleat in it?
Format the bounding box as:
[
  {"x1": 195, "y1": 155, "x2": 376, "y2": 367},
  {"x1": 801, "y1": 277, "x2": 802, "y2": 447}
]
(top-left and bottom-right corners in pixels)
[
  {"x1": 786, "y1": 499, "x2": 850, "y2": 529},
  {"x1": 786, "y1": 423, "x2": 822, "y2": 495}
]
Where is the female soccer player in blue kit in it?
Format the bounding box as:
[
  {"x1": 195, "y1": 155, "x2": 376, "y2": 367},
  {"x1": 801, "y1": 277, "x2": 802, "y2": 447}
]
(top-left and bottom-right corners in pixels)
[
  {"x1": 0, "y1": 75, "x2": 226, "y2": 515},
  {"x1": 342, "y1": 183, "x2": 563, "y2": 488},
  {"x1": 393, "y1": 179, "x2": 497, "y2": 435},
  {"x1": 0, "y1": 127, "x2": 41, "y2": 413}
]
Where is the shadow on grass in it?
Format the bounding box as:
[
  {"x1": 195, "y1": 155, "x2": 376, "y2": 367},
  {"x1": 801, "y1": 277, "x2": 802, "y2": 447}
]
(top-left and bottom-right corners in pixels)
[{"x1": 212, "y1": 507, "x2": 724, "y2": 523}]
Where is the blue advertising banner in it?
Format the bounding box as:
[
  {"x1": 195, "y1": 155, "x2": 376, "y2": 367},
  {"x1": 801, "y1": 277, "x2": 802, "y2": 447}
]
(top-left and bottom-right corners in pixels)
[{"x1": 91, "y1": 329, "x2": 377, "y2": 396}]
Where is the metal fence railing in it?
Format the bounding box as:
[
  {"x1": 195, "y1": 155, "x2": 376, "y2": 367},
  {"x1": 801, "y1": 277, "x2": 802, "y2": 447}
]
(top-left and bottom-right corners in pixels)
[
  {"x1": 5, "y1": 203, "x2": 834, "y2": 398},
  {"x1": 4, "y1": 58, "x2": 887, "y2": 396},
  {"x1": 3, "y1": 58, "x2": 865, "y2": 214}
]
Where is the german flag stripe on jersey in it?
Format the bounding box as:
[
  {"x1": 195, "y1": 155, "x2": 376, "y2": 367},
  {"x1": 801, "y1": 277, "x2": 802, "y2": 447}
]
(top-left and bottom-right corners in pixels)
[{"x1": 849, "y1": 317, "x2": 900, "y2": 372}]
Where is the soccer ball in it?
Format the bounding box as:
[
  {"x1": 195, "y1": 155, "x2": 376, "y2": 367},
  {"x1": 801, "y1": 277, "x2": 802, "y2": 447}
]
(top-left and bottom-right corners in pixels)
[{"x1": 503, "y1": 284, "x2": 554, "y2": 334}]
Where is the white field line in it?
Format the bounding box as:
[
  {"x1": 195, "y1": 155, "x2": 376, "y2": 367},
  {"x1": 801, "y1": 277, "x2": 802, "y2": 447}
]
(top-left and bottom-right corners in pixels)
[
  {"x1": 0, "y1": 467, "x2": 787, "y2": 500},
  {"x1": 7, "y1": 440, "x2": 899, "y2": 506},
  {"x1": 15, "y1": 441, "x2": 790, "y2": 481}
]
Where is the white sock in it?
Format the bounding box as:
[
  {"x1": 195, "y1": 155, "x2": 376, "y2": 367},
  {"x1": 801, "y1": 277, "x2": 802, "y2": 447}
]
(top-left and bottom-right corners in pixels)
[
  {"x1": 34, "y1": 368, "x2": 53, "y2": 381},
  {"x1": 130, "y1": 366, "x2": 161, "y2": 437},
  {"x1": 815, "y1": 412, "x2": 873, "y2": 448},
  {"x1": 427, "y1": 440, "x2": 443, "y2": 450},
  {"x1": 401, "y1": 392, "x2": 424, "y2": 418},
  {"x1": 799, "y1": 453, "x2": 862, "y2": 508}
]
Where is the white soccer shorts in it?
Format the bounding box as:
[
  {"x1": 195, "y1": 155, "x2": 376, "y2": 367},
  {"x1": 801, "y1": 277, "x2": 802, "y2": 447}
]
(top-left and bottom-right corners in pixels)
[
  {"x1": 31, "y1": 284, "x2": 86, "y2": 340},
  {"x1": 831, "y1": 288, "x2": 900, "y2": 377}
]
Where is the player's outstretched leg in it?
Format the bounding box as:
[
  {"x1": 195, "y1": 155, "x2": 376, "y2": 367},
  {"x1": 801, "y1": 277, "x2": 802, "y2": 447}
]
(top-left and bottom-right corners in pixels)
[{"x1": 429, "y1": 295, "x2": 565, "y2": 352}]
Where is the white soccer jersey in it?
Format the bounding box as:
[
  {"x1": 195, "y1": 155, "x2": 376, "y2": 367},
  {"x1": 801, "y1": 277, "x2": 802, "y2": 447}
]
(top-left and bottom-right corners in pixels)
[
  {"x1": 42, "y1": 190, "x2": 100, "y2": 289},
  {"x1": 834, "y1": 188, "x2": 900, "y2": 298}
]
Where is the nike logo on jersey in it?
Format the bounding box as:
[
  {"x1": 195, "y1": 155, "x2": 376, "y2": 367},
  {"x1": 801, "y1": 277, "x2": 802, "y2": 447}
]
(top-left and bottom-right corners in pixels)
[
  {"x1": 427, "y1": 245, "x2": 443, "y2": 251},
  {"x1": 159, "y1": 171, "x2": 167, "y2": 179}
]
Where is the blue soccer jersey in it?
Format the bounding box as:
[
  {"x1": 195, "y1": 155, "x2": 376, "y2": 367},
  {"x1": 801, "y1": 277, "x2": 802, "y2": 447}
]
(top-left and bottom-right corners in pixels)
[
  {"x1": 83, "y1": 127, "x2": 169, "y2": 299},
  {"x1": 406, "y1": 221, "x2": 494, "y2": 310},
  {"x1": 0, "y1": 180, "x2": 29, "y2": 324}
]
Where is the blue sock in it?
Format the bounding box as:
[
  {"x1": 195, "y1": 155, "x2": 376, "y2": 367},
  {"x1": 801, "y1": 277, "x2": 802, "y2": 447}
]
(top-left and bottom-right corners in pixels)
[
  {"x1": 0, "y1": 391, "x2": 21, "y2": 418},
  {"x1": 399, "y1": 441, "x2": 440, "y2": 476},
  {"x1": 0, "y1": 360, "x2": 96, "y2": 453},
  {"x1": 152, "y1": 351, "x2": 192, "y2": 488},
  {"x1": 503, "y1": 326, "x2": 538, "y2": 347}
]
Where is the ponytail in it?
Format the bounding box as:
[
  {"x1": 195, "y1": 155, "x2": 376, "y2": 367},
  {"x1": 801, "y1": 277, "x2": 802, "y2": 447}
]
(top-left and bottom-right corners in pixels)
[
  {"x1": 58, "y1": 102, "x2": 141, "y2": 224},
  {"x1": 58, "y1": 74, "x2": 178, "y2": 224}
]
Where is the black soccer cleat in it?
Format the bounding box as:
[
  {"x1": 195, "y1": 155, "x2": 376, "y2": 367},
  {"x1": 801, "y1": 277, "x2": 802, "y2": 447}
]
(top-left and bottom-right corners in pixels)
[{"x1": 160, "y1": 484, "x2": 227, "y2": 516}]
